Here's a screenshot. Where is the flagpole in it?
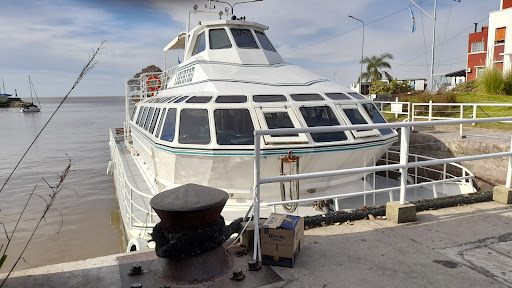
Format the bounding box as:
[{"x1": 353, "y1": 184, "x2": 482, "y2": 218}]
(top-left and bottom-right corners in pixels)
[{"x1": 430, "y1": 0, "x2": 437, "y2": 92}]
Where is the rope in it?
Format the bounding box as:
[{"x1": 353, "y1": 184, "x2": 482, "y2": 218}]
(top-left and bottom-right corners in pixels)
[{"x1": 151, "y1": 216, "x2": 243, "y2": 259}]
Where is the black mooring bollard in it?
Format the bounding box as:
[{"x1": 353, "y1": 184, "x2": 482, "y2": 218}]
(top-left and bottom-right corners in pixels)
[{"x1": 149, "y1": 183, "x2": 232, "y2": 284}]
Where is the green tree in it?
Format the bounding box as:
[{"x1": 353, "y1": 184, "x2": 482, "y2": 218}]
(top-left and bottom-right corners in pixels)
[{"x1": 359, "y1": 53, "x2": 394, "y2": 82}]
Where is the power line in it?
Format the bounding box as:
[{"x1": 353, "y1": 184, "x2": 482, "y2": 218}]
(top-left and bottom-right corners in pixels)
[{"x1": 281, "y1": 0, "x2": 431, "y2": 56}]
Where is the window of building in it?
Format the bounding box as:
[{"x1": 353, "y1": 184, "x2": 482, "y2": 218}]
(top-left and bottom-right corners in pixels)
[
  {"x1": 178, "y1": 109, "x2": 211, "y2": 144},
  {"x1": 299, "y1": 106, "x2": 347, "y2": 142},
  {"x1": 214, "y1": 109, "x2": 254, "y2": 145},
  {"x1": 255, "y1": 31, "x2": 276, "y2": 52},
  {"x1": 209, "y1": 29, "x2": 232, "y2": 49},
  {"x1": 496, "y1": 27, "x2": 506, "y2": 44},
  {"x1": 192, "y1": 31, "x2": 206, "y2": 56},
  {"x1": 253, "y1": 95, "x2": 287, "y2": 102},
  {"x1": 231, "y1": 28, "x2": 258, "y2": 48},
  {"x1": 160, "y1": 108, "x2": 177, "y2": 142},
  {"x1": 471, "y1": 41, "x2": 485, "y2": 53}
]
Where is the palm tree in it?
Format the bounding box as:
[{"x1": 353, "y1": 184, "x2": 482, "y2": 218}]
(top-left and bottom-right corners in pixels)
[{"x1": 359, "y1": 53, "x2": 394, "y2": 82}]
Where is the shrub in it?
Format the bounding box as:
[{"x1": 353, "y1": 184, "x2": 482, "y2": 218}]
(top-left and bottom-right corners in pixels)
[
  {"x1": 479, "y1": 67, "x2": 505, "y2": 95},
  {"x1": 503, "y1": 71, "x2": 512, "y2": 96},
  {"x1": 369, "y1": 79, "x2": 414, "y2": 95},
  {"x1": 451, "y1": 79, "x2": 480, "y2": 93}
]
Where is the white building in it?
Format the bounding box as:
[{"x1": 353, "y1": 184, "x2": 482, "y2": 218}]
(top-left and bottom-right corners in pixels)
[{"x1": 486, "y1": 0, "x2": 512, "y2": 74}]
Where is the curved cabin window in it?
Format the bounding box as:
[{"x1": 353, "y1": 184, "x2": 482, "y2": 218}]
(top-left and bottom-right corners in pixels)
[
  {"x1": 155, "y1": 109, "x2": 167, "y2": 138},
  {"x1": 253, "y1": 95, "x2": 287, "y2": 102},
  {"x1": 215, "y1": 109, "x2": 254, "y2": 145},
  {"x1": 215, "y1": 95, "x2": 247, "y2": 103},
  {"x1": 186, "y1": 96, "x2": 212, "y2": 103},
  {"x1": 131, "y1": 106, "x2": 139, "y2": 121},
  {"x1": 255, "y1": 31, "x2": 276, "y2": 52},
  {"x1": 192, "y1": 31, "x2": 206, "y2": 56},
  {"x1": 231, "y1": 28, "x2": 258, "y2": 49},
  {"x1": 299, "y1": 106, "x2": 347, "y2": 142},
  {"x1": 149, "y1": 108, "x2": 161, "y2": 134},
  {"x1": 325, "y1": 93, "x2": 351, "y2": 101},
  {"x1": 290, "y1": 94, "x2": 325, "y2": 101},
  {"x1": 135, "y1": 107, "x2": 145, "y2": 125},
  {"x1": 363, "y1": 103, "x2": 393, "y2": 135},
  {"x1": 160, "y1": 108, "x2": 177, "y2": 142},
  {"x1": 144, "y1": 107, "x2": 155, "y2": 130},
  {"x1": 179, "y1": 109, "x2": 210, "y2": 144},
  {"x1": 209, "y1": 28, "x2": 232, "y2": 49},
  {"x1": 347, "y1": 92, "x2": 366, "y2": 100},
  {"x1": 138, "y1": 107, "x2": 149, "y2": 127}
]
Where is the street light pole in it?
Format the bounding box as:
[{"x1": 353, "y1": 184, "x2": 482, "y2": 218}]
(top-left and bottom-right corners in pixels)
[{"x1": 349, "y1": 15, "x2": 364, "y2": 94}]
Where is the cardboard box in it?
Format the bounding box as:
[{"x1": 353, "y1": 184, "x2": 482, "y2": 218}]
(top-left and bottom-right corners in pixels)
[
  {"x1": 240, "y1": 219, "x2": 266, "y2": 250},
  {"x1": 260, "y1": 213, "x2": 304, "y2": 268}
]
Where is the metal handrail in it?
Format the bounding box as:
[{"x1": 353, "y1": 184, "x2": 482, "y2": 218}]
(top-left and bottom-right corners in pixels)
[{"x1": 251, "y1": 116, "x2": 512, "y2": 263}]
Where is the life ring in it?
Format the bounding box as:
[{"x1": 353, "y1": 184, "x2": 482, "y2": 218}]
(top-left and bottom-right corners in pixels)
[{"x1": 146, "y1": 75, "x2": 162, "y2": 96}]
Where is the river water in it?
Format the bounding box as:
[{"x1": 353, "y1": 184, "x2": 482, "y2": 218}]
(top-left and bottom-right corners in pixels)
[{"x1": 0, "y1": 96, "x2": 126, "y2": 272}]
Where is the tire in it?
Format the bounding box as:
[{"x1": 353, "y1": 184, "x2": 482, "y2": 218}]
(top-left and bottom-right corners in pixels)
[{"x1": 127, "y1": 238, "x2": 148, "y2": 252}]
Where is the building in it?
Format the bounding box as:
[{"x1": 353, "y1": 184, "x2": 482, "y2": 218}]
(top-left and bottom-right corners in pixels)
[{"x1": 467, "y1": 0, "x2": 512, "y2": 81}]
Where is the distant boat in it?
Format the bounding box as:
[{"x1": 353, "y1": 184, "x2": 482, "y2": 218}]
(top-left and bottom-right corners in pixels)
[{"x1": 20, "y1": 76, "x2": 41, "y2": 113}]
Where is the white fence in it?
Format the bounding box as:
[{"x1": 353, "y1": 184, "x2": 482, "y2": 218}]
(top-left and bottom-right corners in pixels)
[
  {"x1": 374, "y1": 99, "x2": 410, "y2": 120},
  {"x1": 251, "y1": 117, "x2": 512, "y2": 262}
]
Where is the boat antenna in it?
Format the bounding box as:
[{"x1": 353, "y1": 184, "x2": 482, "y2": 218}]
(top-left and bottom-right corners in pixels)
[
  {"x1": 2, "y1": 77, "x2": 5, "y2": 94},
  {"x1": 213, "y1": 0, "x2": 263, "y2": 16}
]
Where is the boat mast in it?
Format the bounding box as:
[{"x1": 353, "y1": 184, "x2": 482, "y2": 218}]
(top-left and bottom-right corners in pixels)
[
  {"x1": 2, "y1": 77, "x2": 5, "y2": 94},
  {"x1": 29, "y1": 76, "x2": 41, "y2": 107}
]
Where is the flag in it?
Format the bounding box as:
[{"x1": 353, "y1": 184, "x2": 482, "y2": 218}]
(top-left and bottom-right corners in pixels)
[{"x1": 409, "y1": 6, "x2": 416, "y2": 33}]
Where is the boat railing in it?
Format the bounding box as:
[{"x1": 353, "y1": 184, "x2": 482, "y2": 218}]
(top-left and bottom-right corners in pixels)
[
  {"x1": 251, "y1": 116, "x2": 512, "y2": 262},
  {"x1": 373, "y1": 98, "x2": 410, "y2": 121},
  {"x1": 109, "y1": 129, "x2": 158, "y2": 233}
]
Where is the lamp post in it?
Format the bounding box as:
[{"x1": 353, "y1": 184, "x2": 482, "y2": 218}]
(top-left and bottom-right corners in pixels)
[{"x1": 349, "y1": 15, "x2": 364, "y2": 94}]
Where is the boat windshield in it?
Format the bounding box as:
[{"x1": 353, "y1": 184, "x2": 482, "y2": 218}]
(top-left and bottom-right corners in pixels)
[
  {"x1": 299, "y1": 106, "x2": 347, "y2": 142},
  {"x1": 210, "y1": 28, "x2": 232, "y2": 49},
  {"x1": 231, "y1": 28, "x2": 258, "y2": 49}
]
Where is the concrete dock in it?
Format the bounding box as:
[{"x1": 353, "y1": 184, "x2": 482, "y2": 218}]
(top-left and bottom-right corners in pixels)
[{"x1": 2, "y1": 200, "x2": 512, "y2": 287}]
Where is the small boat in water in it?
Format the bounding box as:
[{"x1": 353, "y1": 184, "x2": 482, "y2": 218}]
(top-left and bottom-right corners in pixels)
[{"x1": 20, "y1": 76, "x2": 41, "y2": 113}]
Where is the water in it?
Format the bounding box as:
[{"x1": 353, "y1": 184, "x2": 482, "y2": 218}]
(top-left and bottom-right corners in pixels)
[{"x1": 0, "y1": 96, "x2": 126, "y2": 272}]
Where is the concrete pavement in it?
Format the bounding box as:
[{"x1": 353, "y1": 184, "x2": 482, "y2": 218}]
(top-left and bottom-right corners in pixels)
[{"x1": 2, "y1": 200, "x2": 512, "y2": 287}]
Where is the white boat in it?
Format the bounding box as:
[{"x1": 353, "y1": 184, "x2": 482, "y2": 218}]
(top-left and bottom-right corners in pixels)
[
  {"x1": 20, "y1": 76, "x2": 41, "y2": 113},
  {"x1": 110, "y1": 2, "x2": 402, "y2": 251}
]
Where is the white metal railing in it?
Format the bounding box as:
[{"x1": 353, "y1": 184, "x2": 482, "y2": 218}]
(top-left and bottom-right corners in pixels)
[
  {"x1": 412, "y1": 101, "x2": 512, "y2": 137},
  {"x1": 251, "y1": 117, "x2": 512, "y2": 263},
  {"x1": 109, "y1": 129, "x2": 158, "y2": 233},
  {"x1": 374, "y1": 98, "x2": 410, "y2": 120}
]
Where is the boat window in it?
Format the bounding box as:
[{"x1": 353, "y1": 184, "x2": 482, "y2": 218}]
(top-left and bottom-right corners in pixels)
[
  {"x1": 186, "y1": 96, "x2": 212, "y2": 103},
  {"x1": 214, "y1": 109, "x2": 254, "y2": 145},
  {"x1": 363, "y1": 103, "x2": 393, "y2": 135},
  {"x1": 179, "y1": 109, "x2": 211, "y2": 145},
  {"x1": 144, "y1": 107, "x2": 155, "y2": 130},
  {"x1": 155, "y1": 109, "x2": 167, "y2": 138},
  {"x1": 231, "y1": 28, "x2": 258, "y2": 49},
  {"x1": 131, "y1": 106, "x2": 139, "y2": 121},
  {"x1": 160, "y1": 108, "x2": 177, "y2": 142},
  {"x1": 138, "y1": 107, "x2": 149, "y2": 127},
  {"x1": 263, "y1": 112, "x2": 298, "y2": 137},
  {"x1": 253, "y1": 95, "x2": 287, "y2": 102},
  {"x1": 290, "y1": 94, "x2": 325, "y2": 101},
  {"x1": 209, "y1": 28, "x2": 232, "y2": 49},
  {"x1": 166, "y1": 96, "x2": 178, "y2": 103},
  {"x1": 215, "y1": 95, "x2": 247, "y2": 103},
  {"x1": 325, "y1": 93, "x2": 351, "y2": 101},
  {"x1": 299, "y1": 106, "x2": 347, "y2": 142},
  {"x1": 174, "y1": 96, "x2": 189, "y2": 103},
  {"x1": 347, "y1": 92, "x2": 367, "y2": 100},
  {"x1": 254, "y1": 31, "x2": 276, "y2": 52},
  {"x1": 149, "y1": 108, "x2": 161, "y2": 134},
  {"x1": 192, "y1": 31, "x2": 206, "y2": 56}
]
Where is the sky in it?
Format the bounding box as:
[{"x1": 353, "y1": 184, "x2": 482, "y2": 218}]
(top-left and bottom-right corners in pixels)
[{"x1": 0, "y1": 0, "x2": 503, "y2": 97}]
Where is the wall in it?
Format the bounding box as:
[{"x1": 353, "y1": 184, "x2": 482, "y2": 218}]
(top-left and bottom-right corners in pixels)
[
  {"x1": 503, "y1": 0, "x2": 512, "y2": 10},
  {"x1": 467, "y1": 27, "x2": 488, "y2": 81},
  {"x1": 488, "y1": 8, "x2": 512, "y2": 75}
]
